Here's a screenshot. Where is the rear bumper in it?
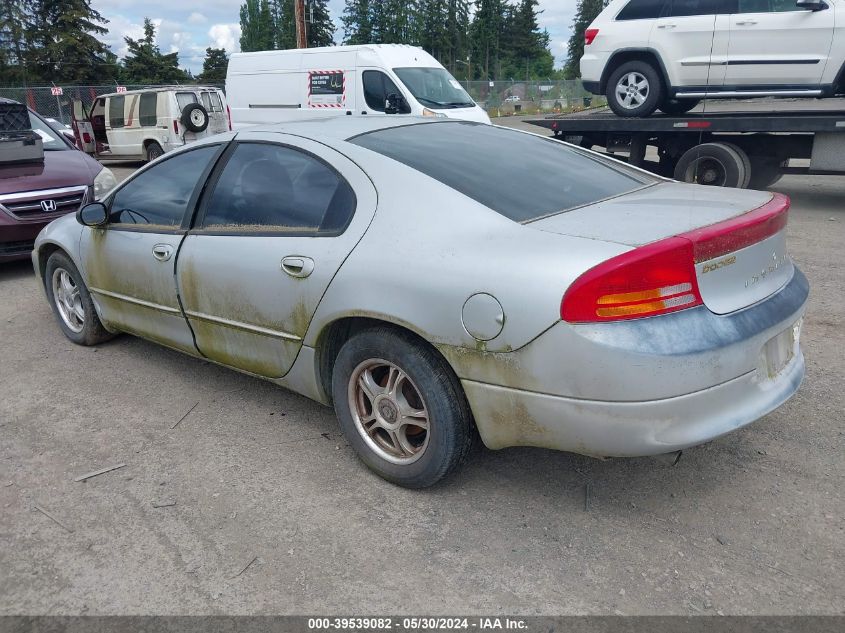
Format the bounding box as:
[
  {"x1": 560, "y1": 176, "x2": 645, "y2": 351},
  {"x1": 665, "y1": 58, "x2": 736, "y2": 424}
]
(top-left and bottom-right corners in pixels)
[
  {"x1": 463, "y1": 349, "x2": 803, "y2": 456},
  {"x1": 580, "y1": 52, "x2": 610, "y2": 93}
]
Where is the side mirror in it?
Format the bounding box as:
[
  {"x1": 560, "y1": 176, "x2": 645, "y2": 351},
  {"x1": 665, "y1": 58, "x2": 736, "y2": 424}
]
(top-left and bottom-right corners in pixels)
[
  {"x1": 77, "y1": 202, "x2": 108, "y2": 227},
  {"x1": 796, "y1": 0, "x2": 827, "y2": 10},
  {"x1": 384, "y1": 93, "x2": 406, "y2": 115}
]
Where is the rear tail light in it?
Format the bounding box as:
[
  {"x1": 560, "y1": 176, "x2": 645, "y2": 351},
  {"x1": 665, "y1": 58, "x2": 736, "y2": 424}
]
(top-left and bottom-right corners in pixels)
[
  {"x1": 173, "y1": 119, "x2": 179, "y2": 134},
  {"x1": 561, "y1": 193, "x2": 790, "y2": 323},
  {"x1": 585, "y1": 28, "x2": 599, "y2": 46},
  {"x1": 226, "y1": 104, "x2": 232, "y2": 131},
  {"x1": 82, "y1": 132, "x2": 91, "y2": 143},
  {"x1": 562, "y1": 237, "x2": 702, "y2": 323}
]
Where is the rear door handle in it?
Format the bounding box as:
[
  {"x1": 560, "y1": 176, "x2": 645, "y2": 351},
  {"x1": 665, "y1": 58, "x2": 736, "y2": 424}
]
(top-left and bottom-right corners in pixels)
[
  {"x1": 735, "y1": 20, "x2": 757, "y2": 25},
  {"x1": 281, "y1": 256, "x2": 314, "y2": 278},
  {"x1": 152, "y1": 244, "x2": 173, "y2": 262},
  {"x1": 657, "y1": 23, "x2": 677, "y2": 29}
]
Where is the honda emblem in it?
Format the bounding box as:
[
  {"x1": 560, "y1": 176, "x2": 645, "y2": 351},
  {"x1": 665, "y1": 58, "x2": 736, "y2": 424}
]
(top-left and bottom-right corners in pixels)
[{"x1": 40, "y1": 199, "x2": 58, "y2": 213}]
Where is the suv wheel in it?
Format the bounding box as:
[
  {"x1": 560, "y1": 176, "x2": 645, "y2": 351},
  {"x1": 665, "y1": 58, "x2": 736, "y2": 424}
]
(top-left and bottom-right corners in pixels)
[{"x1": 606, "y1": 61, "x2": 663, "y2": 118}]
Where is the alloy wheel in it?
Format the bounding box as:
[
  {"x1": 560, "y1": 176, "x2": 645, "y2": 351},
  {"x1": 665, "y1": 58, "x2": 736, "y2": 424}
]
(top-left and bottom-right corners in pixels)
[
  {"x1": 615, "y1": 72, "x2": 650, "y2": 109},
  {"x1": 347, "y1": 359, "x2": 430, "y2": 465},
  {"x1": 52, "y1": 267, "x2": 85, "y2": 333}
]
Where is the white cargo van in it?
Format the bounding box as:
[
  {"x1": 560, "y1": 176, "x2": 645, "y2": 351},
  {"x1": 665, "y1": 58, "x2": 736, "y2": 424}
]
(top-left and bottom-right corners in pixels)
[
  {"x1": 72, "y1": 86, "x2": 230, "y2": 162},
  {"x1": 227, "y1": 44, "x2": 491, "y2": 127}
]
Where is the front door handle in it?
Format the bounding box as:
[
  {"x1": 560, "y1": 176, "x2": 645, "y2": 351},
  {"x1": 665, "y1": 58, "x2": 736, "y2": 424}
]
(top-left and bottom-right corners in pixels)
[
  {"x1": 735, "y1": 20, "x2": 757, "y2": 25},
  {"x1": 281, "y1": 256, "x2": 314, "y2": 278},
  {"x1": 152, "y1": 244, "x2": 173, "y2": 262},
  {"x1": 657, "y1": 23, "x2": 677, "y2": 29}
]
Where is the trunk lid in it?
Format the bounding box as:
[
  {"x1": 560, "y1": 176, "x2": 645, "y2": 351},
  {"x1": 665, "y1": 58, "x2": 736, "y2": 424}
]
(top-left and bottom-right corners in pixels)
[{"x1": 534, "y1": 183, "x2": 792, "y2": 315}]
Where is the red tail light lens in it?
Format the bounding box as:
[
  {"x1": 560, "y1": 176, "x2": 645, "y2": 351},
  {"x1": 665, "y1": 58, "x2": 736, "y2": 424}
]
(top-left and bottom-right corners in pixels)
[
  {"x1": 227, "y1": 104, "x2": 233, "y2": 131},
  {"x1": 585, "y1": 29, "x2": 599, "y2": 46},
  {"x1": 173, "y1": 119, "x2": 179, "y2": 134},
  {"x1": 82, "y1": 132, "x2": 91, "y2": 143},
  {"x1": 561, "y1": 237, "x2": 702, "y2": 323}
]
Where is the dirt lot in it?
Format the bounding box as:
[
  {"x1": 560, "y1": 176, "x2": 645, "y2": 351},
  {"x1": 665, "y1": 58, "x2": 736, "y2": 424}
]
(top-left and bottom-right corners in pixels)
[{"x1": 1, "y1": 118, "x2": 844, "y2": 616}]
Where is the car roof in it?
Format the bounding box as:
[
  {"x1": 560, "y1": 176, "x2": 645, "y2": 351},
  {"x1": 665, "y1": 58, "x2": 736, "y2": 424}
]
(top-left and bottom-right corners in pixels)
[
  {"x1": 97, "y1": 86, "x2": 222, "y2": 98},
  {"x1": 240, "y1": 116, "x2": 471, "y2": 142}
]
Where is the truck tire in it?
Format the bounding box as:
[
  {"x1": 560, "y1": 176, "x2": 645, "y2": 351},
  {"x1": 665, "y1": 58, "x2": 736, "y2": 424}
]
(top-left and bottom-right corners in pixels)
[
  {"x1": 145, "y1": 141, "x2": 164, "y2": 162},
  {"x1": 748, "y1": 157, "x2": 787, "y2": 189},
  {"x1": 605, "y1": 61, "x2": 663, "y2": 118},
  {"x1": 673, "y1": 143, "x2": 749, "y2": 188},
  {"x1": 180, "y1": 103, "x2": 209, "y2": 133},
  {"x1": 722, "y1": 142, "x2": 752, "y2": 189},
  {"x1": 658, "y1": 99, "x2": 700, "y2": 116}
]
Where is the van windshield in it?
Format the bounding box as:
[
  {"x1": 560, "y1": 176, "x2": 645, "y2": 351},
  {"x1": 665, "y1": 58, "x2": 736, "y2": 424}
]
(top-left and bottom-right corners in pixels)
[{"x1": 393, "y1": 67, "x2": 475, "y2": 109}]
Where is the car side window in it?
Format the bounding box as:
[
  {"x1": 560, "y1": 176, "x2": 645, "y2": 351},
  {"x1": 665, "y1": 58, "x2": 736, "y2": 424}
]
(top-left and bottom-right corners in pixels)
[
  {"x1": 617, "y1": 0, "x2": 667, "y2": 20},
  {"x1": 362, "y1": 70, "x2": 408, "y2": 112},
  {"x1": 139, "y1": 92, "x2": 157, "y2": 127},
  {"x1": 737, "y1": 0, "x2": 798, "y2": 11},
  {"x1": 108, "y1": 145, "x2": 220, "y2": 228},
  {"x1": 664, "y1": 0, "x2": 725, "y2": 16},
  {"x1": 201, "y1": 143, "x2": 356, "y2": 234},
  {"x1": 109, "y1": 96, "x2": 125, "y2": 128}
]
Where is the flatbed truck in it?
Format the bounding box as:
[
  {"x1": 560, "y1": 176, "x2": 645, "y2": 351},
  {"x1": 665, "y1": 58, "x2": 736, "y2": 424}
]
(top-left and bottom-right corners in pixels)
[{"x1": 528, "y1": 109, "x2": 845, "y2": 189}]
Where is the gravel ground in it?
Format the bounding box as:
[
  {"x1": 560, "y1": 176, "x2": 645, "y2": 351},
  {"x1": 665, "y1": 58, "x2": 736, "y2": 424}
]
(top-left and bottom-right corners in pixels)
[{"x1": 0, "y1": 115, "x2": 843, "y2": 616}]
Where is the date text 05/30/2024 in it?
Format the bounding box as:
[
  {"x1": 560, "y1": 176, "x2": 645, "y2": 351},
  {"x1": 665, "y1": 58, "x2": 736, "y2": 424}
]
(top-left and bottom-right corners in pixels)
[{"x1": 307, "y1": 617, "x2": 528, "y2": 630}]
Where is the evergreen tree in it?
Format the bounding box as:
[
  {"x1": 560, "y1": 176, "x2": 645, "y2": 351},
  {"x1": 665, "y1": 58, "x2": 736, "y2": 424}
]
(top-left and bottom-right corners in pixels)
[
  {"x1": 0, "y1": 0, "x2": 30, "y2": 84},
  {"x1": 240, "y1": 0, "x2": 275, "y2": 52},
  {"x1": 199, "y1": 47, "x2": 229, "y2": 83},
  {"x1": 341, "y1": 0, "x2": 372, "y2": 45},
  {"x1": 25, "y1": 0, "x2": 114, "y2": 83},
  {"x1": 122, "y1": 18, "x2": 188, "y2": 84},
  {"x1": 306, "y1": 0, "x2": 335, "y2": 48},
  {"x1": 471, "y1": 0, "x2": 504, "y2": 80},
  {"x1": 272, "y1": 0, "x2": 296, "y2": 49},
  {"x1": 564, "y1": 0, "x2": 606, "y2": 79}
]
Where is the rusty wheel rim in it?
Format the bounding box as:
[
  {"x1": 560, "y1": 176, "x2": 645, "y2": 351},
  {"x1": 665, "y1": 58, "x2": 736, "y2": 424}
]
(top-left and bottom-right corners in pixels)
[{"x1": 347, "y1": 358, "x2": 430, "y2": 465}]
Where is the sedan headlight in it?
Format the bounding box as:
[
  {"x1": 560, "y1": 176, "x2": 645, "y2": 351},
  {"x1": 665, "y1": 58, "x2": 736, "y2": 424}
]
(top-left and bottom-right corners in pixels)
[{"x1": 93, "y1": 167, "x2": 117, "y2": 200}]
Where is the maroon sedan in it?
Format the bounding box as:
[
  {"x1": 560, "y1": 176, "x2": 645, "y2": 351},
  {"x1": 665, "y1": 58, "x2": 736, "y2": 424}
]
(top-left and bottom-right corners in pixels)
[{"x1": 0, "y1": 99, "x2": 116, "y2": 262}]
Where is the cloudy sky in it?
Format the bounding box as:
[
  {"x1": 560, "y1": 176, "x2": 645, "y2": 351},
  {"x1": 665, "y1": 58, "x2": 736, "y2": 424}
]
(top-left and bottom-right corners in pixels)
[{"x1": 93, "y1": 0, "x2": 576, "y2": 74}]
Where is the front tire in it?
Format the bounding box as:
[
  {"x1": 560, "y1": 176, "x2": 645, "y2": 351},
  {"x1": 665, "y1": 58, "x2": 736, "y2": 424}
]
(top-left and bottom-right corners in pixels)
[
  {"x1": 332, "y1": 327, "x2": 474, "y2": 488},
  {"x1": 605, "y1": 61, "x2": 663, "y2": 118},
  {"x1": 45, "y1": 251, "x2": 114, "y2": 346}
]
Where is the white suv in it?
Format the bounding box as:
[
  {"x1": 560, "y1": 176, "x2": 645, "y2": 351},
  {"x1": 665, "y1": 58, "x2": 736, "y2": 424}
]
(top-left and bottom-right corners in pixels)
[{"x1": 581, "y1": 0, "x2": 844, "y2": 117}]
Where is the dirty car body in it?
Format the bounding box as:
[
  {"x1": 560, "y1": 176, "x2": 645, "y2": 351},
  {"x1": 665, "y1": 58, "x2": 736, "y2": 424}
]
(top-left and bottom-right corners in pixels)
[{"x1": 33, "y1": 118, "x2": 808, "y2": 487}]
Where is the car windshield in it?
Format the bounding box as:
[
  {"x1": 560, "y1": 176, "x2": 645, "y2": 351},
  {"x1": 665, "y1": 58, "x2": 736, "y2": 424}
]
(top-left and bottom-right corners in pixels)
[
  {"x1": 350, "y1": 122, "x2": 655, "y2": 222},
  {"x1": 28, "y1": 112, "x2": 69, "y2": 151},
  {"x1": 393, "y1": 67, "x2": 475, "y2": 109}
]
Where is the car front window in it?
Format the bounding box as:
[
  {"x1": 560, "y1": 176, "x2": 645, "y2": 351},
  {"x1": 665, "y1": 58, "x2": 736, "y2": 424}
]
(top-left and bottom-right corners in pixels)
[
  {"x1": 28, "y1": 112, "x2": 69, "y2": 151},
  {"x1": 393, "y1": 67, "x2": 475, "y2": 109}
]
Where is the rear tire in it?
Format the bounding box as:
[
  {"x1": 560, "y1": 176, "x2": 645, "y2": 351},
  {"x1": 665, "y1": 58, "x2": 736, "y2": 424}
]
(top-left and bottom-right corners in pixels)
[
  {"x1": 145, "y1": 141, "x2": 164, "y2": 163},
  {"x1": 605, "y1": 61, "x2": 663, "y2": 118},
  {"x1": 658, "y1": 99, "x2": 700, "y2": 116},
  {"x1": 674, "y1": 142, "x2": 749, "y2": 188},
  {"x1": 331, "y1": 326, "x2": 474, "y2": 488},
  {"x1": 45, "y1": 251, "x2": 114, "y2": 346}
]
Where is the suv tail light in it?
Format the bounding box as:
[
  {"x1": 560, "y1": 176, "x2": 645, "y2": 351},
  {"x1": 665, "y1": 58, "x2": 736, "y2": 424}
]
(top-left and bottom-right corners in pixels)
[
  {"x1": 561, "y1": 193, "x2": 790, "y2": 323},
  {"x1": 585, "y1": 29, "x2": 599, "y2": 46},
  {"x1": 226, "y1": 104, "x2": 232, "y2": 131}
]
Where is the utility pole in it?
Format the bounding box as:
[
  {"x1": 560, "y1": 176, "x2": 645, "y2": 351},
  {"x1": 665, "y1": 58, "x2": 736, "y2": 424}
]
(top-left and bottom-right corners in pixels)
[{"x1": 295, "y1": 0, "x2": 307, "y2": 48}]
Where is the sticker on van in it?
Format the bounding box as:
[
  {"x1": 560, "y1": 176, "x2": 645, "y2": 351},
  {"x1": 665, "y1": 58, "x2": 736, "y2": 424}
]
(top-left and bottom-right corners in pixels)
[{"x1": 308, "y1": 70, "x2": 345, "y2": 108}]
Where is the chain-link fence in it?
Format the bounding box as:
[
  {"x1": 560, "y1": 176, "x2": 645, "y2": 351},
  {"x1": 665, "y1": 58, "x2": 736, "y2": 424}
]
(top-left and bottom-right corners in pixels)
[
  {"x1": 0, "y1": 80, "x2": 602, "y2": 123},
  {"x1": 459, "y1": 80, "x2": 606, "y2": 116},
  {"x1": 0, "y1": 84, "x2": 224, "y2": 125}
]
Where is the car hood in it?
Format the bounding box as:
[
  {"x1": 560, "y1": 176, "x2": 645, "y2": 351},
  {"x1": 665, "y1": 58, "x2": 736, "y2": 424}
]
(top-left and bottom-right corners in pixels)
[
  {"x1": 0, "y1": 149, "x2": 100, "y2": 194},
  {"x1": 528, "y1": 182, "x2": 773, "y2": 246}
]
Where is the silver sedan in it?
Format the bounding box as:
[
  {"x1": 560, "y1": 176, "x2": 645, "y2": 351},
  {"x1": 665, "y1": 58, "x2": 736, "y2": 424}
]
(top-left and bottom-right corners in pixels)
[{"x1": 32, "y1": 118, "x2": 808, "y2": 488}]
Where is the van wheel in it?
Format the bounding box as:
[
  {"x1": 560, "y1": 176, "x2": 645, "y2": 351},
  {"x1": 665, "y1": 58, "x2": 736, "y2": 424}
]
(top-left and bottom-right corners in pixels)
[
  {"x1": 332, "y1": 326, "x2": 474, "y2": 488},
  {"x1": 145, "y1": 142, "x2": 164, "y2": 162},
  {"x1": 181, "y1": 103, "x2": 209, "y2": 133},
  {"x1": 605, "y1": 61, "x2": 663, "y2": 118}
]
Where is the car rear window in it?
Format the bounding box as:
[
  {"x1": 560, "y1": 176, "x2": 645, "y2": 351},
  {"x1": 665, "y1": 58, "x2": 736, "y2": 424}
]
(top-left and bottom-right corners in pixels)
[{"x1": 349, "y1": 122, "x2": 653, "y2": 222}]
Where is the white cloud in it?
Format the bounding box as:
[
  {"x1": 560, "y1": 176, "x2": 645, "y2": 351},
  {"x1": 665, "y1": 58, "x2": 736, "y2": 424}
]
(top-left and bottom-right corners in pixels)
[
  {"x1": 209, "y1": 23, "x2": 242, "y2": 54},
  {"x1": 188, "y1": 12, "x2": 207, "y2": 25}
]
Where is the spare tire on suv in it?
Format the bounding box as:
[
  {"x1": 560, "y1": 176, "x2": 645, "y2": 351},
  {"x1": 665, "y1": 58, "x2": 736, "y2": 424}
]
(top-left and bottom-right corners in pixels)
[{"x1": 180, "y1": 103, "x2": 209, "y2": 133}]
